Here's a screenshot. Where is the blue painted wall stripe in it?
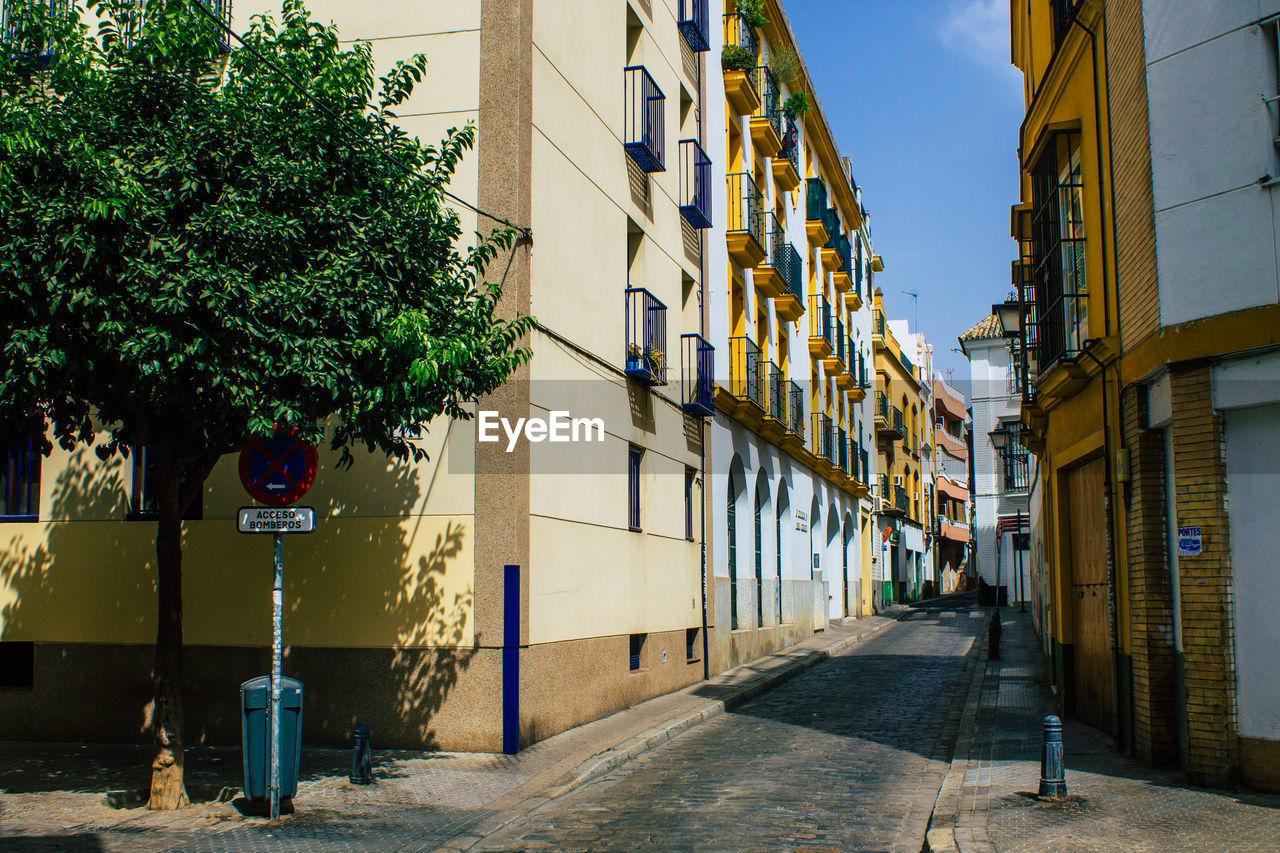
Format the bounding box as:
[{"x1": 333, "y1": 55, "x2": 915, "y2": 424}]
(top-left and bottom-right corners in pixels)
[{"x1": 502, "y1": 564, "x2": 520, "y2": 754}]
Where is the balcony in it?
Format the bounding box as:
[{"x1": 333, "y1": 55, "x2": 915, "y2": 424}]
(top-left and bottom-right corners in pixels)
[
  {"x1": 773, "y1": 118, "x2": 801, "y2": 191},
  {"x1": 880, "y1": 476, "x2": 908, "y2": 517},
  {"x1": 820, "y1": 208, "x2": 841, "y2": 272},
  {"x1": 786, "y1": 381, "x2": 805, "y2": 441},
  {"x1": 762, "y1": 361, "x2": 786, "y2": 439},
  {"x1": 875, "y1": 392, "x2": 904, "y2": 439},
  {"x1": 728, "y1": 336, "x2": 764, "y2": 411},
  {"x1": 678, "y1": 139, "x2": 712, "y2": 229},
  {"x1": 624, "y1": 66, "x2": 665, "y2": 173},
  {"x1": 807, "y1": 293, "x2": 833, "y2": 360},
  {"x1": 872, "y1": 310, "x2": 886, "y2": 349},
  {"x1": 812, "y1": 413, "x2": 835, "y2": 468},
  {"x1": 625, "y1": 288, "x2": 667, "y2": 385},
  {"x1": 678, "y1": 0, "x2": 710, "y2": 52},
  {"x1": 805, "y1": 178, "x2": 829, "y2": 247},
  {"x1": 754, "y1": 213, "x2": 786, "y2": 299},
  {"x1": 845, "y1": 350, "x2": 867, "y2": 402},
  {"x1": 837, "y1": 427, "x2": 850, "y2": 477},
  {"x1": 771, "y1": 237, "x2": 805, "y2": 322},
  {"x1": 748, "y1": 66, "x2": 782, "y2": 157},
  {"x1": 680, "y1": 333, "x2": 715, "y2": 417},
  {"x1": 822, "y1": 316, "x2": 845, "y2": 373},
  {"x1": 722, "y1": 12, "x2": 761, "y2": 115},
  {"x1": 832, "y1": 233, "x2": 853, "y2": 293},
  {"x1": 726, "y1": 171, "x2": 766, "y2": 267}
]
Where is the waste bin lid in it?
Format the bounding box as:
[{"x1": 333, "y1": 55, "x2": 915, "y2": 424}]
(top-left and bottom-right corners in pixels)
[{"x1": 241, "y1": 676, "x2": 303, "y2": 710}]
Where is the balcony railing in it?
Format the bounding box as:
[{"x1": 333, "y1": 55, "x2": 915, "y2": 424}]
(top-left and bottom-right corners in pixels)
[
  {"x1": 876, "y1": 390, "x2": 890, "y2": 421},
  {"x1": 835, "y1": 232, "x2": 852, "y2": 275},
  {"x1": 807, "y1": 292, "x2": 833, "y2": 346},
  {"x1": 624, "y1": 66, "x2": 665, "y2": 173},
  {"x1": 678, "y1": 139, "x2": 712, "y2": 229},
  {"x1": 838, "y1": 427, "x2": 849, "y2": 474},
  {"x1": 749, "y1": 65, "x2": 781, "y2": 139},
  {"x1": 764, "y1": 361, "x2": 785, "y2": 424},
  {"x1": 812, "y1": 413, "x2": 834, "y2": 462},
  {"x1": 860, "y1": 447, "x2": 870, "y2": 485},
  {"x1": 624, "y1": 287, "x2": 667, "y2": 385},
  {"x1": 787, "y1": 381, "x2": 805, "y2": 439},
  {"x1": 893, "y1": 407, "x2": 905, "y2": 435},
  {"x1": 822, "y1": 206, "x2": 840, "y2": 248},
  {"x1": 874, "y1": 310, "x2": 886, "y2": 340},
  {"x1": 895, "y1": 485, "x2": 910, "y2": 514},
  {"x1": 678, "y1": 0, "x2": 710, "y2": 52},
  {"x1": 722, "y1": 9, "x2": 758, "y2": 57},
  {"x1": 680, "y1": 333, "x2": 715, "y2": 417},
  {"x1": 779, "y1": 117, "x2": 799, "y2": 172},
  {"x1": 836, "y1": 319, "x2": 846, "y2": 363},
  {"x1": 726, "y1": 171, "x2": 765, "y2": 248},
  {"x1": 1002, "y1": 445, "x2": 1031, "y2": 494},
  {"x1": 806, "y1": 177, "x2": 827, "y2": 222},
  {"x1": 728, "y1": 336, "x2": 763, "y2": 409},
  {"x1": 774, "y1": 240, "x2": 802, "y2": 304}
]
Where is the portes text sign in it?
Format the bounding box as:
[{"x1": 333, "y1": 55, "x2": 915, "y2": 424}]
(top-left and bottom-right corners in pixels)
[{"x1": 237, "y1": 506, "x2": 315, "y2": 534}]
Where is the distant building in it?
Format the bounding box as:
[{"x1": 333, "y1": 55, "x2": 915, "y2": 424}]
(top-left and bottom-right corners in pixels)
[{"x1": 931, "y1": 377, "x2": 972, "y2": 595}]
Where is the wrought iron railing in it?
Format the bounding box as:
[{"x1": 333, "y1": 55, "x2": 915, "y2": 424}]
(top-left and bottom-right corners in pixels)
[
  {"x1": 787, "y1": 381, "x2": 805, "y2": 439},
  {"x1": 806, "y1": 177, "x2": 827, "y2": 222},
  {"x1": 722, "y1": 9, "x2": 758, "y2": 58},
  {"x1": 678, "y1": 139, "x2": 712, "y2": 229},
  {"x1": 836, "y1": 319, "x2": 845, "y2": 364},
  {"x1": 779, "y1": 117, "x2": 799, "y2": 172},
  {"x1": 812, "y1": 413, "x2": 834, "y2": 462},
  {"x1": 625, "y1": 287, "x2": 668, "y2": 385},
  {"x1": 838, "y1": 427, "x2": 849, "y2": 474},
  {"x1": 764, "y1": 361, "x2": 786, "y2": 424},
  {"x1": 749, "y1": 65, "x2": 781, "y2": 140},
  {"x1": 874, "y1": 310, "x2": 886, "y2": 339},
  {"x1": 678, "y1": 0, "x2": 710, "y2": 52},
  {"x1": 726, "y1": 171, "x2": 765, "y2": 248},
  {"x1": 893, "y1": 407, "x2": 905, "y2": 435},
  {"x1": 876, "y1": 391, "x2": 890, "y2": 422},
  {"x1": 680, "y1": 333, "x2": 715, "y2": 416},
  {"x1": 808, "y1": 293, "x2": 834, "y2": 348},
  {"x1": 728, "y1": 336, "x2": 763, "y2": 409},
  {"x1": 624, "y1": 66, "x2": 665, "y2": 173}
]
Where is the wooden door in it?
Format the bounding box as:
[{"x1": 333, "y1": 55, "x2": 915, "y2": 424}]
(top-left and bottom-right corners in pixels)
[{"x1": 1066, "y1": 457, "x2": 1115, "y2": 734}]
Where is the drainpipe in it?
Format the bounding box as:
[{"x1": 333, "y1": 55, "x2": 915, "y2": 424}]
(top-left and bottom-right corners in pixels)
[{"x1": 697, "y1": 39, "x2": 710, "y2": 681}]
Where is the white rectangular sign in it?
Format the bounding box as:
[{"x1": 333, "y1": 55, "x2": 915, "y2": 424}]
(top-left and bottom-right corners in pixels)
[{"x1": 237, "y1": 506, "x2": 315, "y2": 534}]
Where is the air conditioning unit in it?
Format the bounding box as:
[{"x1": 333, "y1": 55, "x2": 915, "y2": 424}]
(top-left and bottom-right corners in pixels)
[{"x1": 893, "y1": 475, "x2": 904, "y2": 487}]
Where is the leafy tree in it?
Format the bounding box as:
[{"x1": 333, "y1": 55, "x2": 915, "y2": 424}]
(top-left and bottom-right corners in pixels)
[{"x1": 0, "y1": 0, "x2": 532, "y2": 808}]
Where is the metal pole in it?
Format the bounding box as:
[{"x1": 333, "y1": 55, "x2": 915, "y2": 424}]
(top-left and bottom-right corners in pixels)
[
  {"x1": 270, "y1": 532, "x2": 283, "y2": 820},
  {"x1": 1018, "y1": 510, "x2": 1026, "y2": 613}
]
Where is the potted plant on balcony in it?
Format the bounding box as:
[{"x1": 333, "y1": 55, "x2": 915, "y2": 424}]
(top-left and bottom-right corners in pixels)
[
  {"x1": 627, "y1": 343, "x2": 645, "y2": 373},
  {"x1": 783, "y1": 91, "x2": 811, "y2": 121},
  {"x1": 735, "y1": 0, "x2": 768, "y2": 28},
  {"x1": 644, "y1": 345, "x2": 666, "y2": 378},
  {"x1": 721, "y1": 44, "x2": 755, "y2": 73}
]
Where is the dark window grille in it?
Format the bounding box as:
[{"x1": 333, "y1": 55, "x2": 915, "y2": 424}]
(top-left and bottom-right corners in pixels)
[
  {"x1": 129, "y1": 446, "x2": 203, "y2": 520},
  {"x1": 624, "y1": 65, "x2": 665, "y2": 173},
  {"x1": 728, "y1": 471, "x2": 739, "y2": 630},
  {"x1": 726, "y1": 171, "x2": 765, "y2": 249},
  {"x1": 1030, "y1": 132, "x2": 1087, "y2": 372},
  {"x1": 677, "y1": 0, "x2": 709, "y2": 52},
  {"x1": 805, "y1": 177, "x2": 827, "y2": 222},
  {"x1": 678, "y1": 139, "x2": 712, "y2": 228},
  {"x1": 1051, "y1": 0, "x2": 1077, "y2": 46},
  {"x1": 779, "y1": 117, "x2": 799, "y2": 173},
  {"x1": 2, "y1": 436, "x2": 41, "y2": 520},
  {"x1": 684, "y1": 466, "x2": 696, "y2": 541},
  {"x1": 842, "y1": 524, "x2": 851, "y2": 615},
  {"x1": 808, "y1": 292, "x2": 833, "y2": 348},
  {"x1": 728, "y1": 336, "x2": 763, "y2": 409},
  {"x1": 774, "y1": 498, "x2": 783, "y2": 622},
  {"x1": 680, "y1": 333, "x2": 715, "y2": 416},
  {"x1": 722, "y1": 9, "x2": 758, "y2": 59},
  {"x1": 838, "y1": 426, "x2": 849, "y2": 474},
  {"x1": 812, "y1": 413, "x2": 835, "y2": 463},
  {"x1": 0, "y1": 641, "x2": 34, "y2": 688},
  {"x1": 624, "y1": 287, "x2": 668, "y2": 385},
  {"x1": 750, "y1": 64, "x2": 781, "y2": 140},
  {"x1": 764, "y1": 218, "x2": 803, "y2": 304},
  {"x1": 836, "y1": 318, "x2": 845, "y2": 364},
  {"x1": 1002, "y1": 443, "x2": 1030, "y2": 494},
  {"x1": 628, "y1": 445, "x2": 643, "y2": 531},
  {"x1": 629, "y1": 633, "x2": 645, "y2": 671},
  {"x1": 754, "y1": 488, "x2": 763, "y2": 627},
  {"x1": 764, "y1": 361, "x2": 785, "y2": 425},
  {"x1": 685, "y1": 627, "x2": 699, "y2": 662},
  {"x1": 788, "y1": 381, "x2": 806, "y2": 440}
]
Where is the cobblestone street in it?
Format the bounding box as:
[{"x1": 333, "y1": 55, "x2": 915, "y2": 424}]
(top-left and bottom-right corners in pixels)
[{"x1": 471, "y1": 596, "x2": 983, "y2": 853}]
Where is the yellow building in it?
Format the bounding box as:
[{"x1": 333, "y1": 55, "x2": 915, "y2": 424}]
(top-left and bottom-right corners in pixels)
[
  {"x1": 871, "y1": 290, "x2": 929, "y2": 605},
  {"x1": 1012, "y1": 0, "x2": 1280, "y2": 789},
  {"x1": 709, "y1": 0, "x2": 878, "y2": 669}
]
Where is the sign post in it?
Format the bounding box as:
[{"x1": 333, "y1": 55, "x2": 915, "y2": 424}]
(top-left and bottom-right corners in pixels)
[{"x1": 238, "y1": 430, "x2": 318, "y2": 821}]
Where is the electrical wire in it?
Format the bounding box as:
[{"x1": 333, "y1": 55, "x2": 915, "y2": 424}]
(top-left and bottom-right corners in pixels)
[{"x1": 183, "y1": 0, "x2": 531, "y2": 240}]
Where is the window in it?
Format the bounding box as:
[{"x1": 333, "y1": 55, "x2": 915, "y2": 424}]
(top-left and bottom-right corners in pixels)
[
  {"x1": 775, "y1": 499, "x2": 783, "y2": 623},
  {"x1": 1002, "y1": 443, "x2": 1031, "y2": 494},
  {"x1": 129, "y1": 446, "x2": 203, "y2": 520},
  {"x1": 754, "y1": 488, "x2": 763, "y2": 628},
  {"x1": 0, "y1": 641, "x2": 34, "y2": 688},
  {"x1": 629, "y1": 633, "x2": 646, "y2": 672},
  {"x1": 685, "y1": 627, "x2": 700, "y2": 663},
  {"x1": 1030, "y1": 132, "x2": 1087, "y2": 371},
  {"x1": 1, "y1": 0, "x2": 67, "y2": 57},
  {"x1": 1051, "y1": 0, "x2": 1077, "y2": 47},
  {"x1": 727, "y1": 471, "x2": 738, "y2": 630},
  {"x1": 2, "y1": 436, "x2": 41, "y2": 520},
  {"x1": 627, "y1": 445, "x2": 643, "y2": 532},
  {"x1": 684, "y1": 466, "x2": 696, "y2": 541}
]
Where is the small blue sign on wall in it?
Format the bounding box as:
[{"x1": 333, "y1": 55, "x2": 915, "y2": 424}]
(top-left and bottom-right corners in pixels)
[{"x1": 1177, "y1": 526, "x2": 1202, "y2": 557}]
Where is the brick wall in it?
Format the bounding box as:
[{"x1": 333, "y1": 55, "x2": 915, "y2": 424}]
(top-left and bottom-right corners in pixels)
[
  {"x1": 1121, "y1": 384, "x2": 1177, "y2": 765},
  {"x1": 1168, "y1": 367, "x2": 1237, "y2": 785}
]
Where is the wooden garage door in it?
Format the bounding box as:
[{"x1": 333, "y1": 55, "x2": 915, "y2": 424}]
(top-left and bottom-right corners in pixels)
[{"x1": 1066, "y1": 456, "x2": 1115, "y2": 734}]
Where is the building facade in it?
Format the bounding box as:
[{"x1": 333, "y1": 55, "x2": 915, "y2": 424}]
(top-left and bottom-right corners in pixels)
[
  {"x1": 1011, "y1": 0, "x2": 1280, "y2": 790},
  {"x1": 931, "y1": 377, "x2": 972, "y2": 595}
]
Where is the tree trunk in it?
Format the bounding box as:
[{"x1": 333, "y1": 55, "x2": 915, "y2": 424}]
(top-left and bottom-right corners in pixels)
[{"x1": 148, "y1": 445, "x2": 189, "y2": 810}]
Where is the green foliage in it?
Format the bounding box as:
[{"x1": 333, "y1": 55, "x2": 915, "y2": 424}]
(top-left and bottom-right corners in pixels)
[
  {"x1": 782, "y1": 91, "x2": 811, "y2": 120},
  {"x1": 769, "y1": 45, "x2": 801, "y2": 88},
  {"x1": 0, "y1": 0, "x2": 534, "y2": 470},
  {"x1": 721, "y1": 44, "x2": 755, "y2": 74},
  {"x1": 735, "y1": 0, "x2": 768, "y2": 29}
]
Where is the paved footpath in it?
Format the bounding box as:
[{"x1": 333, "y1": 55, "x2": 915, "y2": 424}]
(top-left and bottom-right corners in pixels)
[
  {"x1": 2, "y1": 600, "x2": 972, "y2": 853},
  {"x1": 468, "y1": 595, "x2": 984, "y2": 853},
  {"x1": 928, "y1": 608, "x2": 1280, "y2": 853}
]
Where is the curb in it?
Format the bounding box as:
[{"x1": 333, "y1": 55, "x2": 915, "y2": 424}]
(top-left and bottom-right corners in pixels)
[
  {"x1": 925, "y1": 614, "x2": 993, "y2": 853},
  {"x1": 433, "y1": 610, "x2": 911, "y2": 852}
]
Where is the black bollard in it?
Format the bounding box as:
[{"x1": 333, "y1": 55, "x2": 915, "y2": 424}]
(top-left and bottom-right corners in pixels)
[
  {"x1": 349, "y1": 723, "x2": 373, "y2": 785},
  {"x1": 988, "y1": 612, "x2": 1002, "y2": 660},
  {"x1": 1038, "y1": 715, "x2": 1066, "y2": 799}
]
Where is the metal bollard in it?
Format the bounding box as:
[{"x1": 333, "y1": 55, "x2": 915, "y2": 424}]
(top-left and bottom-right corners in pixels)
[
  {"x1": 349, "y1": 723, "x2": 373, "y2": 785},
  {"x1": 1038, "y1": 715, "x2": 1067, "y2": 799},
  {"x1": 988, "y1": 613, "x2": 1002, "y2": 660}
]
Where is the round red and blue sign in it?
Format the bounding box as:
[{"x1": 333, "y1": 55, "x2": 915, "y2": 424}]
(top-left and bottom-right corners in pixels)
[{"x1": 239, "y1": 430, "x2": 318, "y2": 507}]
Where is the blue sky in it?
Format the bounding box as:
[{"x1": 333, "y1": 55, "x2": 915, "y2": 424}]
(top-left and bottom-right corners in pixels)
[{"x1": 782, "y1": 0, "x2": 1024, "y2": 388}]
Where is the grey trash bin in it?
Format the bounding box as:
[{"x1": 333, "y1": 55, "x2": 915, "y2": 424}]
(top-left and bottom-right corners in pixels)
[{"x1": 240, "y1": 676, "x2": 303, "y2": 801}]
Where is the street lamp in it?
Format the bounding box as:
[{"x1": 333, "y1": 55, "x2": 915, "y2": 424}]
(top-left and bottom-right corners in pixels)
[{"x1": 992, "y1": 299, "x2": 1021, "y2": 338}]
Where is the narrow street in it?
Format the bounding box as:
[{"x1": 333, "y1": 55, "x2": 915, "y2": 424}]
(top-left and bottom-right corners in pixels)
[{"x1": 473, "y1": 594, "x2": 983, "y2": 853}]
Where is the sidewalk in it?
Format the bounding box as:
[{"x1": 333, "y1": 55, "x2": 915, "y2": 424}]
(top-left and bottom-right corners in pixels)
[
  {"x1": 1, "y1": 607, "x2": 911, "y2": 853},
  {"x1": 928, "y1": 608, "x2": 1280, "y2": 853}
]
